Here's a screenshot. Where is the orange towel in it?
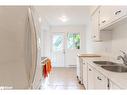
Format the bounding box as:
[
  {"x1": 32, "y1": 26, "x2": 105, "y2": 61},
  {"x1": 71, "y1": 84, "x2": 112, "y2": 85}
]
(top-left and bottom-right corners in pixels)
[
  {"x1": 46, "y1": 58, "x2": 52, "y2": 74},
  {"x1": 43, "y1": 58, "x2": 52, "y2": 78},
  {"x1": 43, "y1": 64, "x2": 48, "y2": 78}
]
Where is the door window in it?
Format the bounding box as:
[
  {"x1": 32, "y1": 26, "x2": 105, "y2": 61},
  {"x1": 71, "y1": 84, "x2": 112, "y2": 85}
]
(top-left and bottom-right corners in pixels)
[{"x1": 53, "y1": 35, "x2": 64, "y2": 52}]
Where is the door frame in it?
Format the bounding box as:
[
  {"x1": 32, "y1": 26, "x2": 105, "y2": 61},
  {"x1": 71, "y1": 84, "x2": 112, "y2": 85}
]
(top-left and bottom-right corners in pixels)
[{"x1": 50, "y1": 31, "x2": 82, "y2": 67}]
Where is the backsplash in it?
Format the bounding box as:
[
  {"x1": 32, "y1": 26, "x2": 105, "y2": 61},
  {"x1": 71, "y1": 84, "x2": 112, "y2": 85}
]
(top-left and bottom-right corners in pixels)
[{"x1": 110, "y1": 22, "x2": 127, "y2": 64}]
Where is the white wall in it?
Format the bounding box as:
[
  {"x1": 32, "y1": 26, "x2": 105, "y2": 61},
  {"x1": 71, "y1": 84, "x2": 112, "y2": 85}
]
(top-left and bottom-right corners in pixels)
[
  {"x1": 40, "y1": 20, "x2": 51, "y2": 57},
  {"x1": 42, "y1": 28, "x2": 51, "y2": 57}
]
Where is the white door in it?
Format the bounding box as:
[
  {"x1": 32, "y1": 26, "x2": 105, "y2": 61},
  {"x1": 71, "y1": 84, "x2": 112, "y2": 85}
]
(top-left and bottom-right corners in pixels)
[
  {"x1": 51, "y1": 33, "x2": 65, "y2": 67},
  {"x1": 65, "y1": 32, "x2": 80, "y2": 67},
  {"x1": 51, "y1": 32, "x2": 81, "y2": 67}
]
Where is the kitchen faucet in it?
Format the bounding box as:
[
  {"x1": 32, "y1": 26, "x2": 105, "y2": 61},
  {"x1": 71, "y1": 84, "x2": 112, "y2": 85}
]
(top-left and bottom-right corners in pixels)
[{"x1": 117, "y1": 50, "x2": 127, "y2": 65}]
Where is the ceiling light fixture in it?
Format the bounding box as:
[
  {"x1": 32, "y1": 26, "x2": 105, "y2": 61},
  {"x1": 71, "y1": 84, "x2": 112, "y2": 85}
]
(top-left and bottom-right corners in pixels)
[{"x1": 59, "y1": 15, "x2": 68, "y2": 22}]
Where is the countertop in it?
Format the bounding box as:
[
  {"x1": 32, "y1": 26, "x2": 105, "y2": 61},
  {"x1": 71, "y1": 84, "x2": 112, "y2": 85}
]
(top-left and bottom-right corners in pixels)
[
  {"x1": 81, "y1": 57, "x2": 127, "y2": 89},
  {"x1": 77, "y1": 53, "x2": 101, "y2": 57}
]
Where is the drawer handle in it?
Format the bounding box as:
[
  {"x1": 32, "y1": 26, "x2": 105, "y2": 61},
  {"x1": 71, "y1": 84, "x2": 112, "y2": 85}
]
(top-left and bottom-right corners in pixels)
[
  {"x1": 97, "y1": 76, "x2": 102, "y2": 80},
  {"x1": 115, "y1": 10, "x2": 121, "y2": 15},
  {"x1": 102, "y1": 20, "x2": 106, "y2": 23}
]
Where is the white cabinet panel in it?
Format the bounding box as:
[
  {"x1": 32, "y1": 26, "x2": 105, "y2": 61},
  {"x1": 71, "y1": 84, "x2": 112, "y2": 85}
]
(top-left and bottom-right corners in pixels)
[{"x1": 83, "y1": 63, "x2": 87, "y2": 89}]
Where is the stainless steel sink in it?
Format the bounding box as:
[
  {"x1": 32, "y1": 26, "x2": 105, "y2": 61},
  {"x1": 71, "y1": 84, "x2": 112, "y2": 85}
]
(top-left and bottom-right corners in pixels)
[
  {"x1": 93, "y1": 61, "x2": 117, "y2": 66},
  {"x1": 101, "y1": 65, "x2": 127, "y2": 72},
  {"x1": 93, "y1": 61, "x2": 127, "y2": 72}
]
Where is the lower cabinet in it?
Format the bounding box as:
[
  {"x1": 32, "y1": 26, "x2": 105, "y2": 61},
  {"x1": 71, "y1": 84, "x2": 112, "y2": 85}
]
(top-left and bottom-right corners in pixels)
[
  {"x1": 87, "y1": 64, "x2": 108, "y2": 89},
  {"x1": 87, "y1": 65, "x2": 95, "y2": 89},
  {"x1": 94, "y1": 69, "x2": 108, "y2": 89},
  {"x1": 109, "y1": 80, "x2": 120, "y2": 89},
  {"x1": 83, "y1": 63, "x2": 122, "y2": 90}
]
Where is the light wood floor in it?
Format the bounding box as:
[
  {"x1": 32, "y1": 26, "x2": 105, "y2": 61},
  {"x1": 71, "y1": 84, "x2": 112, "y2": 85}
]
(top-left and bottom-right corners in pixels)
[{"x1": 42, "y1": 67, "x2": 85, "y2": 90}]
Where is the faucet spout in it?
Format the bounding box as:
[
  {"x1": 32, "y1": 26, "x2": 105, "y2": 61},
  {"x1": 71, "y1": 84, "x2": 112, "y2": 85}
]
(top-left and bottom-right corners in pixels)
[{"x1": 117, "y1": 51, "x2": 127, "y2": 65}]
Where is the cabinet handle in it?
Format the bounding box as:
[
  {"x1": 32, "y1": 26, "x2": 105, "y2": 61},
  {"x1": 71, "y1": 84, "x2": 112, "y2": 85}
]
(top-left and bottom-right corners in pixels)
[
  {"x1": 97, "y1": 76, "x2": 102, "y2": 80},
  {"x1": 115, "y1": 10, "x2": 121, "y2": 15},
  {"x1": 107, "y1": 79, "x2": 110, "y2": 89},
  {"x1": 102, "y1": 20, "x2": 106, "y2": 23},
  {"x1": 93, "y1": 35, "x2": 96, "y2": 38},
  {"x1": 89, "y1": 68, "x2": 92, "y2": 71}
]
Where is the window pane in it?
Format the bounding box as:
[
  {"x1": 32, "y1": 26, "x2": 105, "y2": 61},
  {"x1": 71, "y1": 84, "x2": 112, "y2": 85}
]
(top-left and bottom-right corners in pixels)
[
  {"x1": 53, "y1": 35, "x2": 63, "y2": 51},
  {"x1": 67, "y1": 33, "x2": 80, "y2": 49}
]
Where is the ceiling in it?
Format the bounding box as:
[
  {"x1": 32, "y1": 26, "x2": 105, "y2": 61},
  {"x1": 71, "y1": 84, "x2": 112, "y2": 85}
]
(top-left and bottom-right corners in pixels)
[{"x1": 35, "y1": 6, "x2": 90, "y2": 26}]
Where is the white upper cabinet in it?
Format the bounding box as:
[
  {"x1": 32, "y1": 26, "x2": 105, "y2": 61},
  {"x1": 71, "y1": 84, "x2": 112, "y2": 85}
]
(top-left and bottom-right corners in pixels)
[
  {"x1": 112, "y1": 6, "x2": 127, "y2": 22},
  {"x1": 91, "y1": 6, "x2": 127, "y2": 41},
  {"x1": 100, "y1": 6, "x2": 114, "y2": 29},
  {"x1": 100, "y1": 6, "x2": 127, "y2": 30},
  {"x1": 91, "y1": 8, "x2": 100, "y2": 41}
]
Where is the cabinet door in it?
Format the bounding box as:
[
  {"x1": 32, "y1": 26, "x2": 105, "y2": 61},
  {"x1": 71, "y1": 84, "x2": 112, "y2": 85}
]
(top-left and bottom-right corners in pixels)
[
  {"x1": 100, "y1": 6, "x2": 127, "y2": 30},
  {"x1": 83, "y1": 63, "x2": 87, "y2": 89},
  {"x1": 109, "y1": 80, "x2": 120, "y2": 89},
  {"x1": 87, "y1": 65, "x2": 94, "y2": 89},
  {"x1": 94, "y1": 70, "x2": 108, "y2": 89},
  {"x1": 100, "y1": 6, "x2": 114, "y2": 28},
  {"x1": 91, "y1": 9, "x2": 100, "y2": 41},
  {"x1": 112, "y1": 6, "x2": 127, "y2": 22}
]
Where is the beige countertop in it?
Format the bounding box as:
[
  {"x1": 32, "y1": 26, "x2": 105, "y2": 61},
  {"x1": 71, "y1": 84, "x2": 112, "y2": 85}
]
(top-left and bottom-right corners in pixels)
[
  {"x1": 81, "y1": 57, "x2": 127, "y2": 89},
  {"x1": 77, "y1": 53, "x2": 101, "y2": 57}
]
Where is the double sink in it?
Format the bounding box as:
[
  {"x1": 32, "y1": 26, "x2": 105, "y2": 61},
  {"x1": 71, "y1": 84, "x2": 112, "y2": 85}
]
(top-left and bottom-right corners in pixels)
[{"x1": 93, "y1": 61, "x2": 127, "y2": 72}]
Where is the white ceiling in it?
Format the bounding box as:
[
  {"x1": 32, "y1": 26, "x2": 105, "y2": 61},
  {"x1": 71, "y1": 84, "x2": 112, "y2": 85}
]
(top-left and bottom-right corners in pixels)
[{"x1": 35, "y1": 6, "x2": 90, "y2": 26}]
